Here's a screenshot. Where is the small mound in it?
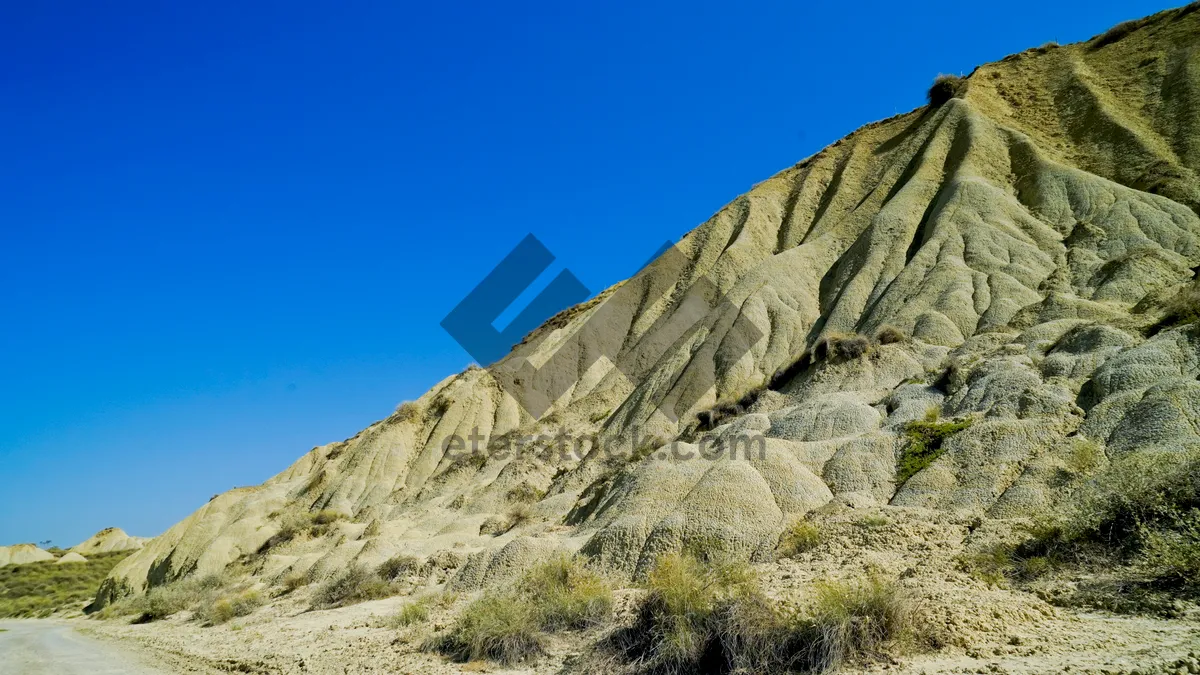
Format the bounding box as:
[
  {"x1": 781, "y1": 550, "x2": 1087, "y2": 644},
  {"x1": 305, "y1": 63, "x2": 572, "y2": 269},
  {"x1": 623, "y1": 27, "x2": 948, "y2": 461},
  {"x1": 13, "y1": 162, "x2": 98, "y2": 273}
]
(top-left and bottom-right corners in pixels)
[
  {"x1": 70, "y1": 528, "x2": 147, "y2": 555},
  {"x1": 55, "y1": 552, "x2": 88, "y2": 565},
  {"x1": 0, "y1": 544, "x2": 54, "y2": 567}
]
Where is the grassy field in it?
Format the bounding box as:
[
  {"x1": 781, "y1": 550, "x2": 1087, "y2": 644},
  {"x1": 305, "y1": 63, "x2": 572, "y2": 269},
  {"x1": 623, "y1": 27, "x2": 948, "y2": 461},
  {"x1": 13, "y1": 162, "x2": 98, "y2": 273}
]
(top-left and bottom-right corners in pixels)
[{"x1": 0, "y1": 551, "x2": 134, "y2": 618}]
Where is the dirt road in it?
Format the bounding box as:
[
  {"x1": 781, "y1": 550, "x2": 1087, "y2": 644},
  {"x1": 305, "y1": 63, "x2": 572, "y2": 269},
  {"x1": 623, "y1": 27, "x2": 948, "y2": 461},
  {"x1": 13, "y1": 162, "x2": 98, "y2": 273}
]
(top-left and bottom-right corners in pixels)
[{"x1": 0, "y1": 620, "x2": 175, "y2": 675}]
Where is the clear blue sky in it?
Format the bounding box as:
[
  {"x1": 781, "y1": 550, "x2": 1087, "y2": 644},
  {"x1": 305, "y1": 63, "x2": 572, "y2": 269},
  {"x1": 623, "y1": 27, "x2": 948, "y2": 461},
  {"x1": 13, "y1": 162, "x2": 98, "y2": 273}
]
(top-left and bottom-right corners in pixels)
[{"x1": 0, "y1": 0, "x2": 1175, "y2": 547}]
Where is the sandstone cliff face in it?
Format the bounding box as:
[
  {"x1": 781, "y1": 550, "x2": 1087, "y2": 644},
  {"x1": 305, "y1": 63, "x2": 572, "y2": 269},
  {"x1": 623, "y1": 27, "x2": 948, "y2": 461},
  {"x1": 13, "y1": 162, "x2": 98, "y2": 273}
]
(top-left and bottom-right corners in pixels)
[{"x1": 97, "y1": 5, "x2": 1200, "y2": 606}]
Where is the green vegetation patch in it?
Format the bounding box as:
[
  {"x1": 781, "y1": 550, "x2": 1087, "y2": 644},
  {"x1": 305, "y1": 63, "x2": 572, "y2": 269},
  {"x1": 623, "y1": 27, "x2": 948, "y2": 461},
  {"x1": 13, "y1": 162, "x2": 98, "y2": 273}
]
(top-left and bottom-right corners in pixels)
[
  {"x1": 0, "y1": 551, "x2": 134, "y2": 618},
  {"x1": 896, "y1": 411, "x2": 972, "y2": 484}
]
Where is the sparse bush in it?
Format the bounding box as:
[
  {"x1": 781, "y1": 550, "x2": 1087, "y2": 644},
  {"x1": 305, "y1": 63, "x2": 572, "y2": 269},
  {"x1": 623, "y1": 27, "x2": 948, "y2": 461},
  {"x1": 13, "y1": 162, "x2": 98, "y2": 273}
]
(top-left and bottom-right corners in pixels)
[
  {"x1": 311, "y1": 565, "x2": 400, "y2": 609},
  {"x1": 280, "y1": 571, "x2": 310, "y2": 593},
  {"x1": 778, "y1": 520, "x2": 823, "y2": 557},
  {"x1": 362, "y1": 519, "x2": 382, "y2": 538},
  {"x1": 896, "y1": 415, "x2": 973, "y2": 484},
  {"x1": 110, "y1": 574, "x2": 225, "y2": 623},
  {"x1": 394, "y1": 401, "x2": 422, "y2": 422},
  {"x1": 607, "y1": 554, "x2": 924, "y2": 673},
  {"x1": 927, "y1": 74, "x2": 965, "y2": 106},
  {"x1": 195, "y1": 588, "x2": 263, "y2": 625},
  {"x1": 590, "y1": 409, "x2": 612, "y2": 424},
  {"x1": 377, "y1": 554, "x2": 422, "y2": 581},
  {"x1": 506, "y1": 483, "x2": 545, "y2": 504},
  {"x1": 430, "y1": 555, "x2": 610, "y2": 665},
  {"x1": 506, "y1": 504, "x2": 533, "y2": 530},
  {"x1": 1065, "y1": 437, "x2": 1105, "y2": 476},
  {"x1": 448, "y1": 451, "x2": 488, "y2": 472},
  {"x1": 1000, "y1": 451, "x2": 1200, "y2": 605},
  {"x1": 389, "y1": 598, "x2": 432, "y2": 628},
  {"x1": 258, "y1": 510, "x2": 347, "y2": 553},
  {"x1": 818, "y1": 333, "x2": 872, "y2": 362},
  {"x1": 808, "y1": 576, "x2": 916, "y2": 668},
  {"x1": 875, "y1": 325, "x2": 906, "y2": 345},
  {"x1": 856, "y1": 515, "x2": 890, "y2": 529},
  {"x1": 834, "y1": 335, "x2": 871, "y2": 360},
  {"x1": 431, "y1": 593, "x2": 544, "y2": 665},
  {"x1": 518, "y1": 555, "x2": 612, "y2": 630}
]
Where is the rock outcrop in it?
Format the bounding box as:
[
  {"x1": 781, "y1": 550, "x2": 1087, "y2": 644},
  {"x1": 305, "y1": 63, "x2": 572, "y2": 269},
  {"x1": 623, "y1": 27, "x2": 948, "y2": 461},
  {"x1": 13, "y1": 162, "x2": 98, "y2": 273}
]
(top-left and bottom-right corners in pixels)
[{"x1": 96, "y1": 4, "x2": 1200, "y2": 607}]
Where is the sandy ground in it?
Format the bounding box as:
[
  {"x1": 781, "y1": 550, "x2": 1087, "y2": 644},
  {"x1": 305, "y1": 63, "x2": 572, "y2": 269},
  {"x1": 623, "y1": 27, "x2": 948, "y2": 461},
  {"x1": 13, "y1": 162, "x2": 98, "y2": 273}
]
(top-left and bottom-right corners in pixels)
[
  {"x1": 0, "y1": 619, "x2": 176, "y2": 675},
  {"x1": 78, "y1": 579, "x2": 1200, "y2": 675}
]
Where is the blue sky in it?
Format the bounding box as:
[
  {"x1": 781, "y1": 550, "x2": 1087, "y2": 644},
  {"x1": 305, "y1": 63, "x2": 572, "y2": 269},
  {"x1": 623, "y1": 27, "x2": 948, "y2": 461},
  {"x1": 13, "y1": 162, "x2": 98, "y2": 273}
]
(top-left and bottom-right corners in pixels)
[{"x1": 0, "y1": 0, "x2": 1176, "y2": 547}]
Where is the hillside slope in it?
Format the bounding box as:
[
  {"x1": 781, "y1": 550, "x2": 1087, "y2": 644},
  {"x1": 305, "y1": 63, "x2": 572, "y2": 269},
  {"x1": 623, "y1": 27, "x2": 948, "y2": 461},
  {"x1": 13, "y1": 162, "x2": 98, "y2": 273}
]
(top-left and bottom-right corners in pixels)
[{"x1": 97, "y1": 4, "x2": 1200, "y2": 609}]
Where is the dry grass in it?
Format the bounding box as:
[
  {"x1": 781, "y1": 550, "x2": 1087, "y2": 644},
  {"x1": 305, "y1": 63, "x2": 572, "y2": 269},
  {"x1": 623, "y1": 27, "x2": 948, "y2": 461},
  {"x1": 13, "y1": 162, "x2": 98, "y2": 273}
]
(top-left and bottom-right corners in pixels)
[
  {"x1": 506, "y1": 483, "x2": 545, "y2": 504},
  {"x1": 394, "y1": 401, "x2": 422, "y2": 422},
  {"x1": 807, "y1": 577, "x2": 917, "y2": 669},
  {"x1": 310, "y1": 565, "x2": 402, "y2": 610},
  {"x1": 927, "y1": 74, "x2": 965, "y2": 106},
  {"x1": 778, "y1": 520, "x2": 823, "y2": 557},
  {"x1": 377, "y1": 554, "x2": 422, "y2": 581},
  {"x1": 430, "y1": 555, "x2": 610, "y2": 665},
  {"x1": 388, "y1": 597, "x2": 432, "y2": 628},
  {"x1": 606, "y1": 554, "x2": 923, "y2": 673},
  {"x1": 95, "y1": 573, "x2": 227, "y2": 623},
  {"x1": 875, "y1": 325, "x2": 906, "y2": 345},
  {"x1": 193, "y1": 588, "x2": 264, "y2": 625},
  {"x1": 431, "y1": 594, "x2": 544, "y2": 665},
  {"x1": 258, "y1": 510, "x2": 347, "y2": 553}
]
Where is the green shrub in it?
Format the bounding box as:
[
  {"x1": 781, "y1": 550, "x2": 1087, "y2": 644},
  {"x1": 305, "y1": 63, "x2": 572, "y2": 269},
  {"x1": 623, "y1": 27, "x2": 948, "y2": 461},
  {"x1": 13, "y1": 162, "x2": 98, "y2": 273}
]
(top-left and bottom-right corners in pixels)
[
  {"x1": 856, "y1": 515, "x2": 890, "y2": 529},
  {"x1": 778, "y1": 520, "x2": 823, "y2": 557},
  {"x1": 389, "y1": 598, "x2": 432, "y2": 628},
  {"x1": 896, "y1": 413, "x2": 972, "y2": 484},
  {"x1": 1141, "y1": 514, "x2": 1200, "y2": 585},
  {"x1": 311, "y1": 565, "x2": 400, "y2": 609},
  {"x1": 927, "y1": 74, "x2": 965, "y2": 106}
]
